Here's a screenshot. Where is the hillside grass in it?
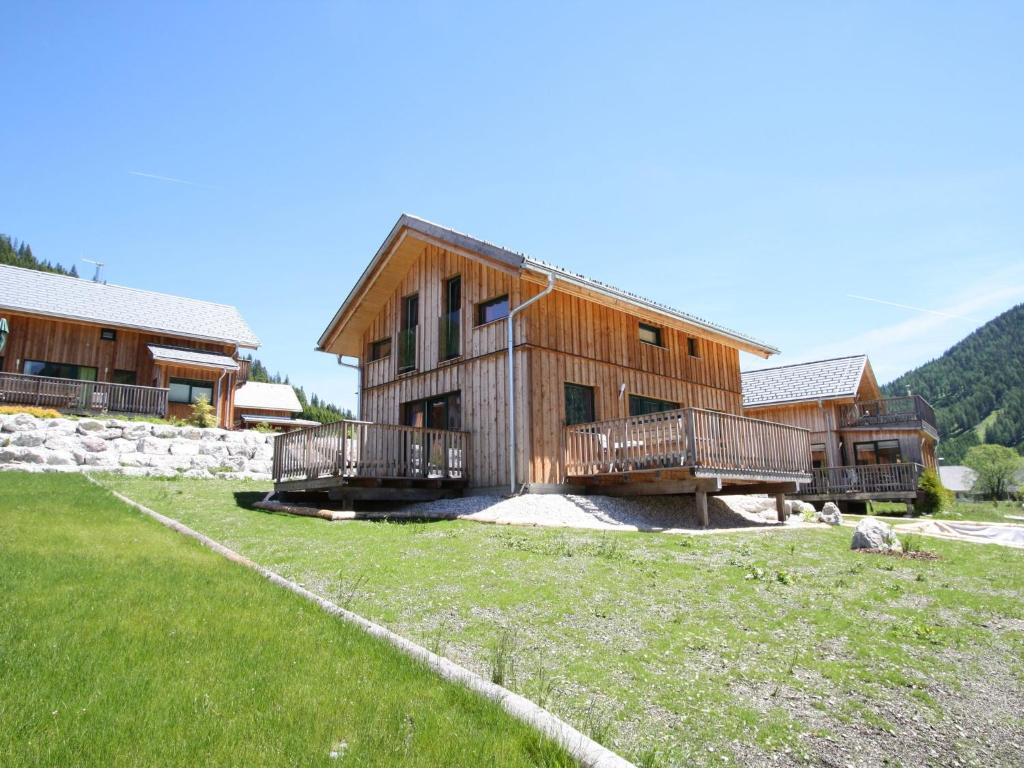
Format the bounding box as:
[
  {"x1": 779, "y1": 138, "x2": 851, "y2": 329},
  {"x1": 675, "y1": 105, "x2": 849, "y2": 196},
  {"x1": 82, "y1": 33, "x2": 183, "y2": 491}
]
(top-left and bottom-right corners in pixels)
[
  {"x1": 99, "y1": 475, "x2": 1024, "y2": 767},
  {"x1": 0, "y1": 473, "x2": 572, "y2": 768}
]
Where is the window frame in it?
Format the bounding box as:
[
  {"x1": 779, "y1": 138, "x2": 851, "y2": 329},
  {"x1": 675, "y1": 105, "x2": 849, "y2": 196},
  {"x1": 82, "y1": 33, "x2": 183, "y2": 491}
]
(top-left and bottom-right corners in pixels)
[
  {"x1": 22, "y1": 359, "x2": 98, "y2": 381},
  {"x1": 687, "y1": 337, "x2": 701, "y2": 357},
  {"x1": 441, "y1": 275, "x2": 462, "y2": 361},
  {"x1": 100, "y1": 328, "x2": 117, "y2": 342},
  {"x1": 853, "y1": 439, "x2": 903, "y2": 466},
  {"x1": 168, "y1": 377, "x2": 215, "y2": 406},
  {"x1": 400, "y1": 390, "x2": 462, "y2": 431},
  {"x1": 475, "y1": 294, "x2": 510, "y2": 327},
  {"x1": 368, "y1": 337, "x2": 392, "y2": 363},
  {"x1": 628, "y1": 394, "x2": 680, "y2": 417},
  {"x1": 564, "y1": 382, "x2": 596, "y2": 426},
  {"x1": 638, "y1": 322, "x2": 663, "y2": 347}
]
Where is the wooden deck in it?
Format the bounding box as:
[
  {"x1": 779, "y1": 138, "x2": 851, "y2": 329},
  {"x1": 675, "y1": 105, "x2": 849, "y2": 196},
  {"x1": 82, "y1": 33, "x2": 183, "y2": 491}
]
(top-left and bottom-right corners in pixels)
[
  {"x1": 272, "y1": 419, "x2": 470, "y2": 502},
  {"x1": 838, "y1": 395, "x2": 938, "y2": 438},
  {"x1": 794, "y1": 463, "x2": 923, "y2": 502},
  {"x1": 0, "y1": 371, "x2": 169, "y2": 417}
]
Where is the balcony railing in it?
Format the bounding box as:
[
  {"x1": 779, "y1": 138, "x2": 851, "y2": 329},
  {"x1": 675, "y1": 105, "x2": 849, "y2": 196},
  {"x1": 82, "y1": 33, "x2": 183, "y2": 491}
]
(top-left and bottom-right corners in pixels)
[
  {"x1": 439, "y1": 311, "x2": 461, "y2": 361},
  {"x1": 398, "y1": 327, "x2": 417, "y2": 373},
  {"x1": 272, "y1": 419, "x2": 469, "y2": 483},
  {"x1": 0, "y1": 372, "x2": 169, "y2": 417},
  {"x1": 563, "y1": 407, "x2": 811, "y2": 480},
  {"x1": 801, "y1": 463, "x2": 923, "y2": 496},
  {"x1": 839, "y1": 395, "x2": 937, "y2": 433}
]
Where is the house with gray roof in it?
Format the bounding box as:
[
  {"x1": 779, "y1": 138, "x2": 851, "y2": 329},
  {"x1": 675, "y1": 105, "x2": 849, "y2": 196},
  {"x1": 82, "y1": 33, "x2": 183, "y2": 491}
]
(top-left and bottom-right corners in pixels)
[
  {"x1": 742, "y1": 354, "x2": 939, "y2": 512},
  {"x1": 0, "y1": 264, "x2": 260, "y2": 428}
]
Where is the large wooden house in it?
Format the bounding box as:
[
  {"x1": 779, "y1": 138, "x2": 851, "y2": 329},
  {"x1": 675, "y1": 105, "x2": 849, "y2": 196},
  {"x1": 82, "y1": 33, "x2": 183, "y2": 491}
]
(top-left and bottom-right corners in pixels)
[
  {"x1": 741, "y1": 355, "x2": 939, "y2": 511},
  {"x1": 273, "y1": 215, "x2": 811, "y2": 519},
  {"x1": 0, "y1": 264, "x2": 260, "y2": 429}
]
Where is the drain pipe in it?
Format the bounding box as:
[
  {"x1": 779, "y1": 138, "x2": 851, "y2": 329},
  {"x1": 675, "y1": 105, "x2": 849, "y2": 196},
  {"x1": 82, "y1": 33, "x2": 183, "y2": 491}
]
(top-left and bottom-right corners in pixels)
[{"x1": 508, "y1": 272, "x2": 555, "y2": 495}]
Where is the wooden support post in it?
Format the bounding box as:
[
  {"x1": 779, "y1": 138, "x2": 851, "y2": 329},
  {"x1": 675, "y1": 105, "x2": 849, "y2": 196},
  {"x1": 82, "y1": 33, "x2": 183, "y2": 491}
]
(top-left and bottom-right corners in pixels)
[
  {"x1": 775, "y1": 492, "x2": 788, "y2": 522},
  {"x1": 695, "y1": 490, "x2": 709, "y2": 527}
]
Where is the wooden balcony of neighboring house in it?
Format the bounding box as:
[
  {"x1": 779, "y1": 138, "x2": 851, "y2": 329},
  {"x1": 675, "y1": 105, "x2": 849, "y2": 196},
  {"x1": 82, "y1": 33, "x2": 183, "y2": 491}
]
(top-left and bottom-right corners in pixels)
[
  {"x1": 0, "y1": 371, "x2": 169, "y2": 418},
  {"x1": 795, "y1": 462, "x2": 924, "y2": 502},
  {"x1": 563, "y1": 407, "x2": 812, "y2": 496},
  {"x1": 838, "y1": 395, "x2": 938, "y2": 438},
  {"x1": 272, "y1": 419, "x2": 470, "y2": 503}
]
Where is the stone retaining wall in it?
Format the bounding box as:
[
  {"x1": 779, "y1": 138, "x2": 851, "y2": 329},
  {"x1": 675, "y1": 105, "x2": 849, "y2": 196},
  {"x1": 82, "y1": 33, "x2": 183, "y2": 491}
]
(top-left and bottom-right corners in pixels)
[{"x1": 0, "y1": 412, "x2": 274, "y2": 479}]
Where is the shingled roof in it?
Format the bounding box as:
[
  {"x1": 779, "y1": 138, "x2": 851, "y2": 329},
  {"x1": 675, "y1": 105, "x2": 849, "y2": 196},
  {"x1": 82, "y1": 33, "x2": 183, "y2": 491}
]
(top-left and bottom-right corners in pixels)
[
  {"x1": 741, "y1": 354, "x2": 868, "y2": 407},
  {"x1": 0, "y1": 264, "x2": 260, "y2": 348}
]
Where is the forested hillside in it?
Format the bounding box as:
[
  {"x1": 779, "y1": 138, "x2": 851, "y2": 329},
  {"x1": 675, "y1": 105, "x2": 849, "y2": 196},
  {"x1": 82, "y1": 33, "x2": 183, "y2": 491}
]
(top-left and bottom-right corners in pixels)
[
  {"x1": 243, "y1": 357, "x2": 353, "y2": 425},
  {"x1": 883, "y1": 303, "x2": 1024, "y2": 462},
  {"x1": 0, "y1": 234, "x2": 78, "y2": 276}
]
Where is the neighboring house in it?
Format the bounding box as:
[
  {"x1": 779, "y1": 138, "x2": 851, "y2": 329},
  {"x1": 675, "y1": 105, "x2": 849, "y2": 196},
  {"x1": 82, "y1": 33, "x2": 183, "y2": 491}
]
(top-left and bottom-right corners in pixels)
[
  {"x1": 234, "y1": 381, "x2": 319, "y2": 431},
  {"x1": 939, "y1": 465, "x2": 977, "y2": 500},
  {"x1": 741, "y1": 354, "x2": 939, "y2": 511},
  {"x1": 272, "y1": 214, "x2": 811, "y2": 516},
  {"x1": 0, "y1": 264, "x2": 259, "y2": 429}
]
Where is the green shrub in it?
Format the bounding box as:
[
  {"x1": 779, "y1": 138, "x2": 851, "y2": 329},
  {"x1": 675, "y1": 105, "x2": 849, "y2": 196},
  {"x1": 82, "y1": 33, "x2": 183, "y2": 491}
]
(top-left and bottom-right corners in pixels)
[
  {"x1": 916, "y1": 467, "x2": 953, "y2": 515},
  {"x1": 252, "y1": 421, "x2": 277, "y2": 434},
  {"x1": 188, "y1": 396, "x2": 218, "y2": 428},
  {"x1": 0, "y1": 405, "x2": 62, "y2": 419}
]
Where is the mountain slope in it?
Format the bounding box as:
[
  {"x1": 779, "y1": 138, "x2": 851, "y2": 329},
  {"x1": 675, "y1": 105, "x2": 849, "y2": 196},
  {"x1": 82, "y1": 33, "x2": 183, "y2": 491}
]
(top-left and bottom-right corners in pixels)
[{"x1": 883, "y1": 302, "x2": 1024, "y2": 462}]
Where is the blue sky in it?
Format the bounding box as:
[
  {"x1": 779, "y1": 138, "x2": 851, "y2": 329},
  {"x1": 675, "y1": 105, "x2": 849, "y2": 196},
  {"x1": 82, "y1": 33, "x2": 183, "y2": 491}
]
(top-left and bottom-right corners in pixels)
[{"x1": 2, "y1": 2, "x2": 1022, "y2": 411}]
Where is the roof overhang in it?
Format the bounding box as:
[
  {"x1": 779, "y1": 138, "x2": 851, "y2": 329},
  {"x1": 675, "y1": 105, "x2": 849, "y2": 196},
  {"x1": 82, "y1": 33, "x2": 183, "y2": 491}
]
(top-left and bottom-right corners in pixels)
[
  {"x1": 148, "y1": 344, "x2": 240, "y2": 371},
  {"x1": 744, "y1": 393, "x2": 859, "y2": 409}
]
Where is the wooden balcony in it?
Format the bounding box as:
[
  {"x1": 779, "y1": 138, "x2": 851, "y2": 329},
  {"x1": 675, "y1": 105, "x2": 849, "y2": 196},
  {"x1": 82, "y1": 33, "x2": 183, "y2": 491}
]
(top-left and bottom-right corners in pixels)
[
  {"x1": 797, "y1": 463, "x2": 923, "y2": 501},
  {"x1": 563, "y1": 407, "x2": 811, "y2": 489},
  {"x1": 272, "y1": 419, "x2": 469, "y2": 494},
  {"x1": 0, "y1": 371, "x2": 169, "y2": 418},
  {"x1": 839, "y1": 396, "x2": 937, "y2": 437}
]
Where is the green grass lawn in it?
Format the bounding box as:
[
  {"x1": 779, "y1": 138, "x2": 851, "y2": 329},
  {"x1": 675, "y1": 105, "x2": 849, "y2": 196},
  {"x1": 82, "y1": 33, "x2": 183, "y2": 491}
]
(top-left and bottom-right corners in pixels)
[
  {"x1": 95, "y1": 475, "x2": 1024, "y2": 768},
  {"x1": 0, "y1": 473, "x2": 572, "y2": 768},
  {"x1": 871, "y1": 498, "x2": 1024, "y2": 524}
]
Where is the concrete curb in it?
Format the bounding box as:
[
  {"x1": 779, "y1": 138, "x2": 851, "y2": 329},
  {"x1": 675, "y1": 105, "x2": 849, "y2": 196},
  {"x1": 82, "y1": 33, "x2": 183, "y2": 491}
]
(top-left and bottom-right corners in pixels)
[{"x1": 87, "y1": 477, "x2": 636, "y2": 768}]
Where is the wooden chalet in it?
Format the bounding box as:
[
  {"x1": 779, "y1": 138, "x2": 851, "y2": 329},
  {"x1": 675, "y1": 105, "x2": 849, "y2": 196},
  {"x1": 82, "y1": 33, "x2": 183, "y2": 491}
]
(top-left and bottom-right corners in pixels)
[
  {"x1": 233, "y1": 381, "x2": 320, "y2": 431},
  {"x1": 741, "y1": 355, "x2": 939, "y2": 512},
  {"x1": 0, "y1": 264, "x2": 260, "y2": 429},
  {"x1": 273, "y1": 215, "x2": 812, "y2": 519}
]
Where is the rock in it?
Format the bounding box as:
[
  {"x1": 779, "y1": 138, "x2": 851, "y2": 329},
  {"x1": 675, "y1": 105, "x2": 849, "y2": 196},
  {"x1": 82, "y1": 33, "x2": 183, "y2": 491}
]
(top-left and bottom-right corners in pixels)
[
  {"x1": 76, "y1": 419, "x2": 105, "y2": 433},
  {"x1": 226, "y1": 442, "x2": 254, "y2": 458},
  {"x1": 2, "y1": 414, "x2": 38, "y2": 432},
  {"x1": 118, "y1": 454, "x2": 151, "y2": 468},
  {"x1": 147, "y1": 454, "x2": 192, "y2": 471},
  {"x1": 121, "y1": 423, "x2": 152, "y2": 440},
  {"x1": 790, "y1": 500, "x2": 816, "y2": 516},
  {"x1": 46, "y1": 451, "x2": 77, "y2": 466},
  {"x1": 180, "y1": 427, "x2": 203, "y2": 440},
  {"x1": 108, "y1": 438, "x2": 138, "y2": 454},
  {"x1": 79, "y1": 436, "x2": 109, "y2": 453},
  {"x1": 817, "y1": 502, "x2": 843, "y2": 526},
  {"x1": 199, "y1": 442, "x2": 229, "y2": 458},
  {"x1": 137, "y1": 436, "x2": 171, "y2": 455},
  {"x1": 94, "y1": 428, "x2": 123, "y2": 440},
  {"x1": 199, "y1": 428, "x2": 229, "y2": 441},
  {"x1": 851, "y1": 517, "x2": 902, "y2": 552},
  {"x1": 13, "y1": 432, "x2": 45, "y2": 447},
  {"x1": 151, "y1": 425, "x2": 179, "y2": 439},
  {"x1": 169, "y1": 441, "x2": 200, "y2": 456},
  {"x1": 84, "y1": 452, "x2": 119, "y2": 467},
  {"x1": 5, "y1": 446, "x2": 48, "y2": 464}
]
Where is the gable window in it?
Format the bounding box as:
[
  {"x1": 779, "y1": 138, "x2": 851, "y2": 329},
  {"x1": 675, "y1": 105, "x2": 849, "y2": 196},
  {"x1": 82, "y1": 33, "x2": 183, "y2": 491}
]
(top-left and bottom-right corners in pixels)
[
  {"x1": 441, "y1": 275, "x2": 461, "y2": 360},
  {"x1": 100, "y1": 328, "x2": 117, "y2": 341},
  {"x1": 399, "y1": 294, "x2": 419, "y2": 373},
  {"x1": 476, "y1": 294, "x2": 509, "y2": 326},
  {"x1": 628, "y1": 394, "x2": 680, "y2": 416},
  {"x1": 368, "y1": 337, "x2": 391, "y2": 362},
  {"x1": 23, "y1": 360, "x2": 97, "y2": 381},
  {"x1": 564, "y1": 383, "x2": 596, "y2": 426},
  {"x1": 687, "y1": 337, "x2": 700, "y2": 357},
  {"x1": 168, "y1": 378, "x2": 214, "y2": 405},
  {"x1": 112, "y1": 370, "x2": 137, "y2": 385},
  {"x1": 639, "y1": 323, "x2": 662, "y2": 346},
  {"x1": 854, "y1": 439, "x2": 902, "y2": 466},
  {"x1": 401, "y1": 391, "x2": 462, "y2": 431}
]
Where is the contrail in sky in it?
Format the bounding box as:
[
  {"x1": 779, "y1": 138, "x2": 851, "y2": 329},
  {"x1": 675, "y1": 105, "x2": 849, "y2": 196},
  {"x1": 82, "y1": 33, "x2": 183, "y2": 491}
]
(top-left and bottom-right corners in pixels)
[
  {"x1": 846, "y1": 294, "x2": 977, "y2": 321},
  {"x1": 128, "y1": 170, "x2": 216, "y2": 189}
]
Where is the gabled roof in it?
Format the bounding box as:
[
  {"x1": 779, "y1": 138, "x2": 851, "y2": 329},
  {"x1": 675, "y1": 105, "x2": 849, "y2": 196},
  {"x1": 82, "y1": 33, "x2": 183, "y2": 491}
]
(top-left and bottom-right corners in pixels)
[
  {"x1": 148, "y1": 344, "x2": 240, "y2": 371},
  {"x1": 741, "y1": 354, "x2": 869, "y2": 407},
  {"x1": 234, "y1": 381, "x2": 303, "y2": 412},
  {"x1": 0, "y1": 264, "x2": 260, "y2": 348},
  {"x1": 317, "y1": 214, "x2": 779, "y2": 358}
]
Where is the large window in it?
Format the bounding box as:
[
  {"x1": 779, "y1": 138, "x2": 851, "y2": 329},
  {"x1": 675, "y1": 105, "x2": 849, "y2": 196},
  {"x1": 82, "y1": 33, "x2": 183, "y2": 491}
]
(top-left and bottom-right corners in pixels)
[
  {"x1": 441, "y1": 275, "x2": 462, "y2": 360},
  {"x1": 23, "y1": 360, "x2": 97, "y2": 381},
  {"x1": 169, "y1": 378, "x2": 214, "y2": 405},
  {"x1": 639, "y1": 322, "x2": 663, "y2": 346},
  {"x1": 854, "y1": 439, "x2": 902, "y2": 466},
  {"x1": 476, "y1": 294, "x2": 509, "y2": 326},
  {"x1": 368, "y1": 337, "x2": 391, "y2": 362},
  {"x1": 401, "y1": 391, "x2": 462, "y2": 431},
  {"x1": 399, "y1": 293, "x2": 419, "y2": 372},
  {"x1": 564, "y1": 383, "x2": 596, "y2": 425},
  {"x1": 628, "y1": 394, "x2": 680, "y2": 416}
]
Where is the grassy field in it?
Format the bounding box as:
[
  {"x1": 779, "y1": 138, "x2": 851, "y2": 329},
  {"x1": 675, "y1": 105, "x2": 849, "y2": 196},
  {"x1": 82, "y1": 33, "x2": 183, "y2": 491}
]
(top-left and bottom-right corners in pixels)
[
  {"x1": 871, "y1": 498, "x2": 1024, "y2": 524},
  {"x1": 0, "y1": 473, "x2": 572, "y2": 767},
  {"x1": 97, "y1": 476, "x2": 1024, "y2": 768}
]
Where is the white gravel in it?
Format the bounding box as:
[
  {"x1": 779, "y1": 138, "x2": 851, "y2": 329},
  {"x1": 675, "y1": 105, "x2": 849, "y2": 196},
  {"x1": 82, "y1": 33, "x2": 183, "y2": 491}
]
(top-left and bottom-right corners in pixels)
[{"x1": 391, "y1": 493, "x2": 816, "y2": 533}]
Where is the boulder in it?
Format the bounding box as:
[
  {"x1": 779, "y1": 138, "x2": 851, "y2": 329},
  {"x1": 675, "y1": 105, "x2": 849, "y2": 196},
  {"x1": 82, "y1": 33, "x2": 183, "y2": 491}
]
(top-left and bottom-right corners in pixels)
[
  {"x1": 121, "y1": 423, "x2": 152, "y2": 440},
  {"x1": 169, "y1": 441, "x2": 201, "y2": 456},
  {"x1": 817, "y1": 502, "x2": 843, "y2": 526},
  {"x1": 199, "y1": 441, "x2": 229, "y2": 458},
  {"x1": 180, "y1": 427, "x2": 203, "y2": 440},
  {"x1": 790, "y1": 500, "x2": 816, "y2": 516},
  {"x1": 83, "y1": 452, "x2": 119, "y2": 467},
  {"x1": 138, "y1": 436, "x2": 171, "y2": 455},
  {"x1": 851, "y1": 518, "x2": 902, "y2": 552},
  {"x1": 151, "y1": 425, "x2": 180, "y2": 439},
  {"x1": 76, "y1": 419, "x2": 105, "y2": 433},
  {"x1": 108, "y1": 438, "x2": 138, "y2": 454},
  {"x1": 5, "y1": 446, "x2": 48, "y2": 464},
  {"x1": 46, "y1": 451, "x2": 77, "y2": 466},
  {"x1": 13, "y1": 432, "x2": 45, "y2": 447},
  {"x1": 226, "y1": 442, "x2": 254, "y2": 458},
  {"x1": 2, "y1": 414, "x2": 38, "y2": 432},
  {"x1": 118, "y1": 454, "x2": 152, "y2": 468},
  {"x1": 79, "y1": 436, "x2": 109, "y2": 453}
]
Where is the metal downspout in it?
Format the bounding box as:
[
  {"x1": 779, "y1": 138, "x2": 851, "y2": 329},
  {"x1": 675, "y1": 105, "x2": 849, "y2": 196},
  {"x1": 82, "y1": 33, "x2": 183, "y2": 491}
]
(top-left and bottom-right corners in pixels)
[{"x1": 507, "y1": 272, "x2": 555, "y2": 495}]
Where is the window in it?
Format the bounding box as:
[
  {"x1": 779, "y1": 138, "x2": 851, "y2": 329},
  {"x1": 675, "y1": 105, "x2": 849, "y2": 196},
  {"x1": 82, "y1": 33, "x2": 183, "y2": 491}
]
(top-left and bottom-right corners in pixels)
[
  {"x1": 401, "y1": 391, "x2": 462, "y2": 431},
  {"x1": 23, "y1": 360, "x2": 97, "y2": 381},
  {"x1": 628, "y1": 394, "x2": 680, "y2": 416},
  {"x1": 476, "y1": 294, "x2": 509, "y2": 325},
  {"x1": 854, "y1": 439, "x2": 902, "y2": 466},
  {"x1": 168, "y1": 378, "x2": 214, "y2": 405},
  {"x1": 564, "y1": 383, "x2": 596, "y2": 426},
  {"x1": 100, "y1": 328, "x2": 117, "y2": 341},
  {"x1": 399, "y1": 293, "x2": 419, "y2": 372},
  {"x1": 441, "y1": 275, "x2": 462, "y2": 360},
  {"x1": 368, "y1": 337, "x2": 391, "y2": 362},
  {"x1": 811, "y1": 443, "x2": 828, "y2": 469},
  {"x1": 687, "y1": 337, "x2": 700, "y2": 357},
  {"x1": 639, "y1": 323, "x2": 662, "y2": 346},
  {"x1": 112, "y1": 370, "x2": 137, "y2": 385}
]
